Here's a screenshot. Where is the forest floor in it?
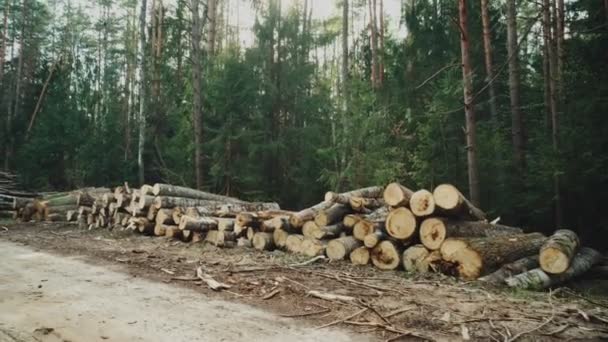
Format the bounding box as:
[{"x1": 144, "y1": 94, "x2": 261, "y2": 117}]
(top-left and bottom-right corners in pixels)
[{"x1": 1, "y1": 222, "x2": 608, "y2": 342}]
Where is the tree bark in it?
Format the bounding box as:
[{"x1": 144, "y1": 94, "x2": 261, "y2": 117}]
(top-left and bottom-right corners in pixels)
[
  {"x1": 383, "y1": 183, "x2": 414, "y2": 207},
  {"x1": 432, "y1": 184, "x2": 486, "y2": 221},
  {"x1": 0, "y1": 0, "x2": 8, "y2": 167},
  {"x1": 325, "y1": 186, "x2": 384, "y2": 204},
  {"x1": 206, "y1": 0, "x2": 217, "y2": 56},
  {"x1": 478, "y1": 255, "x2": 539, "y2": 285},
  {"x1": 327, "y1": 236, "x2": 362, "y2": 260},
  {"x1": 385, "y1": 207, "x2": 416, "y2": 240},
  {"x1": 314, "y1": 204, "x2": 351, "y2": 227},
  {"x1": 341, "y1": 0, "x2": 349, "y2": 106},
  {"x1": 137, "y1": 0, "x2": 148, "y2": 185},
  {"x1": 458, "y1": 0, "x2": 481, "y2": 206},
  {"x1": 178, "y1": 215, "x2": 217, "y2": 232},
  {"x1": 506, "y1": 0, "x2": 526, "y2": 171},
  {"x1": 191, "y1": 0, "x2": 204, "y2": 189},
  {"x1": 479, "y1": 0, "x2": 498, "y2": 121},
  {"x1": 371, "y1": 240, "x2": 402, "y2": 270},
  {"x1": 378, "y1": 0, "x2": 384, "y2": 87},
  {"x1": 419, "y1": 218, "x2": 523, "y2": 250},
  {"x1": 152, "y1": 183, "x2": 242, "y2": 202},
  {"x1": 539, "y1": 229, "x2": 580, "y2": 274},
  {"x1": 153, "y1": 196, "x2": 221, "y2": 209},
  {"x1": 440, "y1": 233, "x2": 547, "y2": 279},
  {"x1": 289, "y1": 201, "x2": 334, "y2": 228},
  {"x1": 368, "y1": 0, "x2": 379, "y2": 89},
  {"x1": 506, "y1": 248, "x2": 601, "y2": 289},
  {"x1": 253, "y1": 232, "x2": 275, "y2": 251}
]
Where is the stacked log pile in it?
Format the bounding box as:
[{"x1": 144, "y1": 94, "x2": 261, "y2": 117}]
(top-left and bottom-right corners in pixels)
[
  {"x1": 1, "y1": 171, "x2": 38, "y2": 220},
  {"x1": 9, "y1": 180, "x2": 603, "y2": 290}
]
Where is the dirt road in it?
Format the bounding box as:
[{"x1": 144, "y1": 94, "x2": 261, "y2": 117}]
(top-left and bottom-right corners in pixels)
[{"x1": 0, "y1": 240, "x2": 368, "y2": 342}]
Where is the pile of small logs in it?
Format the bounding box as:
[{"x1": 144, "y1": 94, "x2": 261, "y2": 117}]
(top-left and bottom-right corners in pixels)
[
  {"x1": 1, "y1": 171, "x2": 38, "y2": 220},
  {"x1": 11, "y1": 180, "x2": 603, "y2": 291}
]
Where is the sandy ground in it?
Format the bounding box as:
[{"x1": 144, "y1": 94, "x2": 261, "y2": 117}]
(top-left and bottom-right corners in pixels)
[
  {"x1": 0, "y1": 241, "x2": 368, "y2": 342},
  {"x1": 1, "y1": 222, "x2": 608, "y2": 341}
]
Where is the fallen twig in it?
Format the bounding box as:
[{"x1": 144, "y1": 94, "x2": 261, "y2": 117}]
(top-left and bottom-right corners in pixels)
[
  {"x1": 308, "y1": 290, "x2": 356, "y2": 302},
  {"x1": 506, "y1": 292, "x2": 555, "y2": 342},
  {"x1": 263, "y1": 288, "x2": 281, "y2": 300},
  {"x1": 170, "y1": 276, "x2": 199, "y2": 281},
  {"x1": 281, "y1": 307, "x2": 331, "y2": 318},
  {"x1": 289, "y1": 255, "x2": 327, "y2": 267},
  {"x1": 343, "y1": 321, "x2": 432, "y2": 341},
  {"x1": 160, "y1": 268, "x2": 175, "y2": 275},
  {"x1": 316, "y1": 308, "x2": 368, "y2": 329},
  {"x1": 196, "y1": 267, "x2": 231, "y2": 291}
]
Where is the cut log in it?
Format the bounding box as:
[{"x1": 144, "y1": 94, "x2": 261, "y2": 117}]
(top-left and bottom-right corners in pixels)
[
  {"x1": 172, "y1": 208, "x2": 184, "y2": 224},
  {"x1": 262, "y1": 216, "x2": 290, "y2": 232},
  {"x1": 115, "y1": 193, "x2": 131, "y2": 208},
  {"x1": 44, "y1": 205, "x2": 79, "y2": 220},
  {"x1": 138, "y1": 195, "x2": 155, "y2": 209},
  {"x1": 315, "y1": 204, "x2": 351, "y2": 227},
  {"x1": 146, "y1": 205, "x2": 159, "y2": 221},
  {"x1": 152, "y1": 183, "x2": 245, "y2": 203},
  {"x1": 154, "y1": 223, "x2": 168, "y2": 236},
  {"x1": 289, "y1": 201, "x2": 334, "y2": 228},
  {"x1": 418, "y1": 250, "x2": 442, "y2": 273},
  {"x1": 301, "y1": 238, "x2": 327, "y2": 257},
  {"x1": 350, "y1": 246, "x2": 371, "y2": 265},
  {"x1": 237, "y1": 237, "x2": 252, "y2": 248},
  {"x1": 349, "y1": 197, "x2": 385, "y2": 212},
  {"x1": 432, "y1": 184, "x2": 486, "y2": 221},
  {"x1": 191, "y1": 232, "x2": 204, "y2": 243},
  {"x1": 353, "y1": 220, "x2": 382, "y2": 241},
  {"x1": 101, "y1": 193, "x2": 115, "y2": 208},
  {"x1": 285, "y1": 234, "x2": 305, "y2": 254},
  {"x1": 140, "y1": 184, "x2": 154, "y2": 195},
  {"x1": 385, "y1": 207, "x2": 416, "y2": 240},
  {"x1": 273, "y1": 228, "x2": 289, "y2": 249},
  {"x1": 506, "y1": 248, "x2": 602, "y2": 289},
  {"x1": 326, "y1": 236, "x2": 361, "y2": 260},
  {"x1": 178, "y1": 215, "x2": 218, "y2": 232},
  {"x1": 371, "y1": 240, "x2": 403, "y2": 270},
  {"x1": 185, "y1": 207, "x2": 202, "y2": 217},
  {"x1": 383, "y1": 182, "x2": 414, "y2": 207},
  {"x1": 165, "y1": 225, "x2": 183, "y2": 239},
  {"x1": 539, "y1": 229, "x2": 580, "y2": 274},
  {"x1": 305, "y1": 222, "x2": 344, "y2": 240},
  {"x1": 155, "y1": 209, "x2": 174, "y2": 225},
  {"x1": 419, "y1": 218, "x2": 524, "y2": 251},
  {"x1": 153, "y1": 196, "x2": 221, "y2": 209},
  {"x1": 409, "y1": 189, "x2": 435, "y2": 217},
  {"x1": 253, "y1": 232, "x2": 275, "y2": 251},
  {"x1": 133, "y1": 218, "x2": 154, "y2": 235},
  {"x1": 325, "y1": 186, "x2": 384, "y2": 204},
  {"x1": 246, "y1": 227, "x2": 256, "y2": 241},
  {"x1": 363, "y1": 229, "x2": 387, "y2": 248},
  {"x1": 214, "y1": 202, "x2": 282, "y2": 216},
  {"x1": 479, "y1": 255, "x2": 539, "y2": 285},
  {"x1": 343, "y1": 214, "x2": 361, "y2": 229},
  {"x1": 402, "y1": 245, "x2": 429, "y2": 272},
  {"x1": 205, "y1": 230, "x2": 236, "y2": 247},
  {"x1": 216, "y1": 218, "x2": 235, "y2": 231},
  {"x1": 440, "y1": 233, "x2": 547, "y2": 279}
]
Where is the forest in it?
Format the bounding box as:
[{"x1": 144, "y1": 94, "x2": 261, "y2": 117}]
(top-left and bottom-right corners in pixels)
[{"x1": 0, "y1": 0, "x2": 606, "y2": 246}]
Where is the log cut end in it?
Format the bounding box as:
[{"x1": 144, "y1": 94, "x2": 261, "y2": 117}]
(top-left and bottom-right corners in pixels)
[
  {"x1": 419, "y1": 217, "x2": 446, "y2": 250},
  {"x1": 350, "y1": 246, "x2": 370, "y2": 265},
  {"x1": 402, "y1": 245, "x2": 430, "y2": 272},
  {"x1": 327, "y1": 236, "x2": 360, "y2": 260},
  {"x1": 433, "y1": 184, "x2": 460, "y2": 211},
  {"x1": 386, "y1": 207, "x2": 416, "y2": 240},
  {"x1": 371, "y1": 240, "x2": 402, "y2": 270},
  {"x1": 439, "y1": 239, "x2": 482, "y2": 279},
  {"x1": 253, "y1": 232, "x2": 275, "y2": 251},
  {"x1": 363, "y1": 233, "x2": 380, "y2": 248},
  {"x1": 409, "y1": 190, "x2": 435, "y2": 217},
  {"x1": 540, "y1": 229, "x2": 580, "y2": 274},
  {"x1": 383, "y1": 182, "x2": 413, "y2": 207}
]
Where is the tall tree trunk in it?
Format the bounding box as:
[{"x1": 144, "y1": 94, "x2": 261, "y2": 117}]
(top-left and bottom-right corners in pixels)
[
  {"x1": 458, "y1": 0, "x2": 480, "y2": 206},
  {"x1": 1, "y1": 0, "x2": 9, "y2": 171},
  {"x1": 207, "y1": 0, "x2": 217, "y2": 56},
  {"x1": 368, "y1": 0, "x2": 379, "y2": 89},
  {"x1": 137, "y1": 0, "x2": 148, "y2": 185},
  {"x1": 341, "y1": 0, "x2": 348, "y2": 99},
  {"x1": 191, "y1": 0, "x2": 204, "y2": 189},
  {"x1": 479, "y1": 0, "x2": 498, "y2": 121},
  {"x1": 506, "y1": 0, "x2": 526, "y2": 171},
  {"x1": 549, "y1": 0, "x2": 562, "y2": 226},
  {"x1": 378, "y1": 0, "x2": 384, "y2": 88},
  {"x1": 7, "y1": 0, "x2": 26, "y2": 171}
]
